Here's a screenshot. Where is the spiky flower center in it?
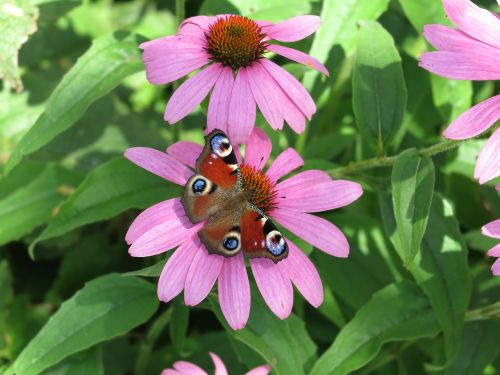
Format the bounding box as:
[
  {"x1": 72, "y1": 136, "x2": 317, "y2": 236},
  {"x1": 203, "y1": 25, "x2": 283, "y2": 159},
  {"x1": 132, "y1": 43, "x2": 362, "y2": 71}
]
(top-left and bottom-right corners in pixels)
[
  {"x1": 240, "y1": 164, "x2": 276, "y2": 213},
  {"x1": 205, "y1": 15, "x2": 266, "y2": 69}
]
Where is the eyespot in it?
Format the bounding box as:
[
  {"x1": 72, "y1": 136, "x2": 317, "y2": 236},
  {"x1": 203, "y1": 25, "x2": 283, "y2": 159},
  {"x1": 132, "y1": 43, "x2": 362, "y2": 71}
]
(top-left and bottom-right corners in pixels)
[
  {"x1": 266, "y1": 230, "x2": 287, "y2": 256},
  {"x1": 192, "y1": 178, "x2": 206, "y2": 195},
  {"x1": 210, "y1": 134, "x2": 232, "y2": 158},
  {"x1": 223, "y1": 236, "x2": 239, "y2": 251}
]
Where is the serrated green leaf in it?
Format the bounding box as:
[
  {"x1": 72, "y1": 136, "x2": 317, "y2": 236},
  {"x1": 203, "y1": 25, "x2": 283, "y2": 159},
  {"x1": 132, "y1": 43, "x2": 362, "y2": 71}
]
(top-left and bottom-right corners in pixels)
[
  {"x1": 391, "y1": 148, "x2": 435, "y2": 265},
  {"x1": 352, "y1": 21, "x2": 407, "y2": 154},
  {"x1": 31, "y1": 158, "x2": 180, "y2": 252},
  {"x1": 5, "y1": 31, "x2": 144, "y2": 174},
  {"x1": 310, "y1": 281, "x2": 439, "y2": 375},
  {"x1": 5, "y1": 274, "x2": 158, "y2": 375}
]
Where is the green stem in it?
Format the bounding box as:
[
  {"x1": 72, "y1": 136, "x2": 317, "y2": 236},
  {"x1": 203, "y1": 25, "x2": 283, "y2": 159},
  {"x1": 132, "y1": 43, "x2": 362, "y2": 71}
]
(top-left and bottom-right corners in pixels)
[
  {"x1": 465, "y1": 302, "x2": 500, "y2": 322},
  {"x1": 329, "y1": 139, "x2": 462, "y2": 177},
  {"x1": 171, "y1": 0, "x2": 185, "y2": 143}
]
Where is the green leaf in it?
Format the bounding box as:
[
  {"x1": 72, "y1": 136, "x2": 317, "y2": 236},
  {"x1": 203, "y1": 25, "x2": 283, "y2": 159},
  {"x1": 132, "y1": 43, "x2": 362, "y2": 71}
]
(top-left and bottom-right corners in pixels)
[
  {"x1": 0, "y1": 261, "x2": 13, "y2": 310},
  {"x1": 0, "y1": 0, "x2": 39, "y2": 92},
  {"x1": 5, "y1": 274, "x2": 158, "y2": 375},
  {"x1": 391, "y1": 148, "x2": 435, "y2": 266},
  {"x1": 31, "y1": 158, "x2": 180, "y2": 251},
  {"x1": 0, "y1": 161, "x2": 82, "y2": 245},
  {"x1": 5, "y1": 31, "x2": 144, "y2": 174},
  {"x1": 310, "y1": 281, "x2": 439, "y2": 375},
  {"x1": 40, "y1": 346, "x2": 104, "y2": 375},
  {"x1": 209, "y1": 291, "x2": 316, "y2": 375},
  {"x1": 381, "y1": 193, "x2": 472, "y2": 361},
  {"x1": 123, "y1": 259, "x2": 167, "y2": 278},
  {"x1": 352, "y1": 21, "x2": 407, "y2": 154},
  {"x1": 170, "y1": 298, "x2": 189, "y2": 354},
  {"x1": 430, "y1": 76, "x2": 472, "y2": 124},
  {"x1": 398, "y1": 0, "x2": 447, "y2": 33},
  {"x1": 443, "y1": 320, "x2": 500, "y2": 375}
]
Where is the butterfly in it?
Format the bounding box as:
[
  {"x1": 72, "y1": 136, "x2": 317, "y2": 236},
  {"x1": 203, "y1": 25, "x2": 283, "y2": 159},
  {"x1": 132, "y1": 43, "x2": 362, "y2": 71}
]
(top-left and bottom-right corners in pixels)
[{"x1": 181, "y1": 129, "x2": 288, "y2": 263}]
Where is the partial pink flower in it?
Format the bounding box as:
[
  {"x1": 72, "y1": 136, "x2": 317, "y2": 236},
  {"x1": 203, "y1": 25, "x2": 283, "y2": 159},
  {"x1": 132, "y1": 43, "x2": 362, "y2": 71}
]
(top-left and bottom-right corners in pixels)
[
  {"x1": 419, "y1": 0, "x2": 500, "y2": 184},
  {"x1": 162, "y1": 352, "x2": 271, "y2": 375},
  {"x1": 124, "y1": 128, "x2": 362, "y2": 329},
  {"x1": 140, "y1": 14, "x2": 328, "y2": 143},
  {"x1": 482, "y1": 215, "x2": 500, "y2": 276}
]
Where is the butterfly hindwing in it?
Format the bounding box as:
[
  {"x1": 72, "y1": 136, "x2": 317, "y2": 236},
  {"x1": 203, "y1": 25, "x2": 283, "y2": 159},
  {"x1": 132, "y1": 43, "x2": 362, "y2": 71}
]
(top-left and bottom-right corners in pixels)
[{"x1": 198, "y1": 209, "x2": 243, "y2": 256}]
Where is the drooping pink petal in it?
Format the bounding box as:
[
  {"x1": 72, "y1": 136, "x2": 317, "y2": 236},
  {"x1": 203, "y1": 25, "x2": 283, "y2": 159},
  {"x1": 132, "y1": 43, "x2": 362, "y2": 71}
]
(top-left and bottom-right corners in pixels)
[
  {"x1": 245, "y1": 366, "x2": 272, "y2": 375},
  {"x1": 266, "y1": 148, "x2": 304, "y2": 183},
  {"x1": 276, "y1": 179, "x2": 363, "y2": 213},
  {"x1": 278, "y1": 88, "x2": 307, "y2": 134},
  {"x1": 250, "y1": 258, "x2": 293, "y2": 319},
  {"x1": 279, "y1": 239, "x2": 323, "y2": 307},
  {"x1": 488, "y1": 243, "x2": 500, "y2": 257},
  {"x1": 442, "y1": 0, "x2": 500, "y2": 49},
  {"x1": 124, "y1": 147, "x2": 193, "y2": 185},
  {"x1": 272, "y1": 209, "x2": 349, "y2": 258},
  {"x1": 474, "y1": 128, "x2": 500, "y2": 184},
  {"x1": 422, "y1": 24, "x2": 495, "y2": 52},
  {"x1": 259, "y1": 59, "x2": 316, "y2": 120},
  {"x1": 482, "y1": 219, "x2": 500, "y2": 239},
  {"x1": 444, "y1": 95, "x2": 500, "y2": 140},
  {"x1": 266, "y1": 44, "x2": 329, "y2": 76},
  {"x1": 263, "y1": 15, "x2": 321, "y2": 42},
  {"x1": 165, "y1": 63, "x2": 223, "y2": 124},
  {"x1": 140, "y1": 35, "x2": 204, "y2": 51},
  {"x1": 492, "y1": 257, "x2": 500, "y2": 276},
  {"x1": 178, "y1": 15, "x2": 215, "y2": 38},
  {"x1": 209, "y1": 353, "x2": 228, "y2": 375},
  {"x1": 129, "y1": 214, "x2": 202, "y2": 257},
  {"x1": 166, "y1": 141, "x2": 203, "y2": 169},
  {"x1": 157, "y1": 234, "x2": 200, "y2": 302},
  {"x1": 275, "y1": 170, "x2": 332, "y2": 192},
  {"x1": 161, "y1": 369, "x2": 180, "y2": 375},
  {"x1": 173, "y1": 361, "x2": 207, "y2": 375},
  {"x1": 244, "y1": 127, "x2": 272, "y2": 169},
  {"x1": 246, "y1": 64, "x2": 284, "y2": 130},
  {"x1": 184, "y1": 243, "x2": 224, "y2": 306},
  {"x1": 419, "y1": 51, "x2": 500, "y2": 81},
  {"x1": 207, "y1": 66, "x2": 235, "y2": 134},
  {"x1": 218, "y1": 253, "x2": 250, "y2": 330},
  {"x1": 126, "y1": 198, "x2": 183, "y2": 245},
  {"x1": 228, "y1": 68, "x2": 257, "y2": 144}
]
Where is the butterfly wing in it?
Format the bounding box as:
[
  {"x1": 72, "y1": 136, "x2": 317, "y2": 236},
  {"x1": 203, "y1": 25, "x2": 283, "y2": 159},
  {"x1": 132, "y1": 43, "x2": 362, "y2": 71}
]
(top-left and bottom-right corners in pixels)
[
  {"x1": 198, "y1": 208, "x2": 243, "y2": 256},
  {"x1": 182, "y1": 130, "x2": 240, "y2": 223}
]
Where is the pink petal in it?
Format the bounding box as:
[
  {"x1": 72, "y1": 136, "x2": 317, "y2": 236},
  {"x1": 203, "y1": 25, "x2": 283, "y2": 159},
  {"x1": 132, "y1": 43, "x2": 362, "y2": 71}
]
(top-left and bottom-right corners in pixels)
[
  {"x1": 124, "y1": 147, "x2": 193, "y2": 186},
  {"x1": 157, "y1": 234, "x2": 200, "y2": 302},
  {"x1": 246, "y1": 64, "x2": 284, "y2": 130},
  {"x1": 475, "y1": 128, "x2": 500, "y2": 184},
  {"x1": 443, "y1": 0, "x2": 500, "y2": 49},
  {"x1": 218, "y1": 253, "x2": 250, "y2": 330},
  {"x1": 166, "y1": 141, "x2": 202, "y2": 169},
  {"x1": 443, "y1": 95, "x2": 500, "y2": 140},
  {"x1": 129, "y1": 214, "x2": 202, "y2": 257},
  {"x1": 178, "y1": 15, "x2": 215, "y2": 38},
  {"x1": 488, "y1": 243, "x2": 500, "y2": 257},
  {"x1": 492, "y1": 257, "x2": 500, "y2": 276},
  {"x1": 266, "y1": 44, "x2": 329, "y2": 76},
  {"x1": 419, "y1": 50, "x2": 500, "y2": 81},
  {"x1": 126, "y1": 198, "x2": 183, "y2": 245},
  {"x1": 259, "y1": 59, "x2": 315, "y2": 119},
  {"x1": 250, "y1": 258, "x2": 293, "y2": 319},
  {"x1": 275, "y1": 170, "x2": 332, "y2": 192},
  {"x1": 272, "y1": 209, "x2": 349, "y2": 258},
  {"x1": 165, "y1": 63, "x2": 223, "y2": 124},
  {"x1": 422, "y1": 24, "x2": 495, "y2": 52},
  {"x1": 244, "y1": 127, "x2": 272, "y2": 169},
  {"x1": 228, "y1": 68, "x2": 256, "y2": 144},
  {"x1": 276, "y1": 180, "x2": 363, "y2": 213},
  {"x1": 140, "y1": 35, "x2": 203, "y2": 51},
  {"x1": 207, "y1": 66, "x2": 235, "y2": 134},
  {"x1": 264, "y1": 15, "x2": 321, "y2": 42},
  {"x1": 209, "y1": 352, "x2": 228, "y2": 375},
  {"x1": 173, "y1": 361, "x2": 207, "y2": 375},
  {"x1": 279, "y1": 239, "x2": 323, "y2": 307},
  {"x1": 161, "y1": 369, "x2": 180, "y2": 375},
  {"x1": 265, "y1": 148, "x2": 304, "y2": 183},
  {"x1": 184, "y1": 243, "x2": 224, "y2": 306},
  {"x1": 280, "y1": 91, "x2": 307, "y2": 134},
  {"x1": 245, "y1": 366, "x2": 272, "y2": 375},
  {"x1": 482, "y1": 219, "x2": 500, "y2": 239}
]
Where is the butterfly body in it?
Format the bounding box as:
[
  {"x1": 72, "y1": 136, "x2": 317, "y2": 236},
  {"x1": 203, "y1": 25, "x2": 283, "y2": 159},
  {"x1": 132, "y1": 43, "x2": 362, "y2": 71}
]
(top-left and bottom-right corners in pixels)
[{"x1": 181, "y1": 130, "x2": 288, "y2": 263}]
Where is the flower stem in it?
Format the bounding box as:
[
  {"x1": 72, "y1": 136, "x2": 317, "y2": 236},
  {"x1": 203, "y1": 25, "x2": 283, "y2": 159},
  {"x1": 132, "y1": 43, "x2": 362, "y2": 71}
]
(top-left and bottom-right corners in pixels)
[
  {"x1": 465, "y1": 301, "x2": 500, "y2": 322},
  {"x1": 171, "y1": 0, "x2": 185, "y2": 143},
  {"x1": 329, "y1": 139, "x2": 462, "y2": 177},
  {"x1": 175, "y1": 0, "x2": 185, "y2": 26}
]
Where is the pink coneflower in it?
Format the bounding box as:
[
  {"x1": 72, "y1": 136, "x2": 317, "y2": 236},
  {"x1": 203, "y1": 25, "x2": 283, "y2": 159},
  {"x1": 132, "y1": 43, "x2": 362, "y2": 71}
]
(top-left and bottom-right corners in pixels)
[
  {"x1": 419, "y1": 0, "x2": 500, "y2": 184},
  {"x1": 124, "y1": 128, "x2": 362, "y2": 330},
  {"x1": 140, "y1": 14, "x2": 328, "y2": 143},
  {"x1": 162, "y1": 352, "x2": 271, "y2": 375}
]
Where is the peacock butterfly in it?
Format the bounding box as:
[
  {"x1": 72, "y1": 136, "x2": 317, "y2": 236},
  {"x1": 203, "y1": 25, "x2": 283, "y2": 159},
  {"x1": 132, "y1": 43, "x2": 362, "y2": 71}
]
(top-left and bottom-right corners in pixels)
[{"x1": 181, "y1": 129, "x2": 288, "y2": 263}]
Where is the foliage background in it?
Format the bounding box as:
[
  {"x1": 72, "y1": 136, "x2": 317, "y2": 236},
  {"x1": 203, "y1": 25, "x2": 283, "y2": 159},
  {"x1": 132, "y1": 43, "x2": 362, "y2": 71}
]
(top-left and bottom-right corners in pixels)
[{"x1": 0, "y1": 0, "x2": 499, "y2": 374}]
